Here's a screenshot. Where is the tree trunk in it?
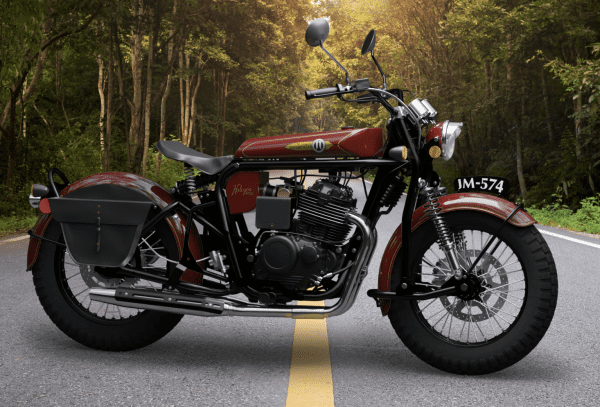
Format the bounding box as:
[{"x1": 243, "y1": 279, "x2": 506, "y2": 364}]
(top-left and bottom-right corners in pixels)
[
  {"x1": 105, "y1": 25, "x2": 114, "y2": 172},
  {"x1": 179, "y1": 47, "x2": 185, "y2": 143},
  {"x1": 506, "y1": 60, "x2": 527, "y2": 200},
  {"x1": 198, "y1": 105, "x2": 203, "y2": 153},
  {"x1": 0, "y1": 21, "x2": 51, "y2": 133},
  {"x1": 505, "y1": 33, "x2": 527, "y2": 200},
  {"x1": 540, "y1": 66, "x2": 555, "y2": 144},
  {"x1": 21, "y1": 78, "x2": 27, "y2": 140},
  {"x1": 97, "y1": 54, "x2": 105, "y2": 168},
  {"x1": 113, "y1": 24, "x2": 131, "y2": 168},
  {"x1": 141, "y1": 6, "x2": 155, "y2": 178},
  {"x1": 187, "y1": 69, "x2": 201, "y2": 147},
  {"x1": 157, "y1": 0, "x2": 178, "y2": 177},
  {"x1": 5, "y1": 89, "x2": 18, "y2": 203},
  {"x1": 216, "y1": 70, "x2": 230, "y2": 157},
  {"x1": 183, "y1": 53, "x2": 192, "y2": 146},
  {"x1": 573, "y1": 93, "x2": 582, "y2": 157},
  {"x1": 129, "y1": 0, "x2": 144, "y2": 172}
]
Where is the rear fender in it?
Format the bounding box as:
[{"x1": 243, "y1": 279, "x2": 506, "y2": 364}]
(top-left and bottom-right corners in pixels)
[
  {"x1": 377, "y1": 193, "x2": 536, "y2": 316},
  {"x1": 26, "y1": 172, "x2": 203, "y2": 284}
]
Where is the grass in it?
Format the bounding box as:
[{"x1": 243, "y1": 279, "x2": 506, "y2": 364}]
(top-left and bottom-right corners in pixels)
[
  {"x1": 528, "y1": 195, "x2": 600, "y2": 235},
  {"x1": 0, "y1": 214, "x2": 39, "y2": 239}
]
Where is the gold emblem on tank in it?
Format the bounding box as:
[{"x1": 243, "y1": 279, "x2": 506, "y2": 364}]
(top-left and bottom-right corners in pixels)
[
  {"x1": 285, "y1": 141, "x2": 333, "y2": 151},
  {"x1": 429, "y1": 145, "x2": 441, "y2": 158}
]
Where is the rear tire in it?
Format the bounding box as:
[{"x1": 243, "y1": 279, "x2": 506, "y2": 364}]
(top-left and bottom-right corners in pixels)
[
  {"x1": 32, "y1": 218, "x2": 183, "y2": 351},
  {"x1": 388, "y1": 211, "x2": 558, "y2": 374}
]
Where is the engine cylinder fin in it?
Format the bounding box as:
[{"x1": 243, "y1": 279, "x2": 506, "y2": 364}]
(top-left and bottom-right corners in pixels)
[{"x1": 296, "y1": 180, "x2": 354, "y2": 242}]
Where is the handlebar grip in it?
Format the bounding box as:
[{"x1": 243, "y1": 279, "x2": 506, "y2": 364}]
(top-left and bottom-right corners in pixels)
[{"x1": 305, "y1": 87, "x2": 340, "y2": 100}]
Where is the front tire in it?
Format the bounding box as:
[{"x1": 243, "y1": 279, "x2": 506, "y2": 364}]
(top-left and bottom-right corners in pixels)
[
  {"x1": 32, "y1": 218, "x2": 183, "y2": 351},
  {"x1": 388, "y1": 211, "x2": 558, "y2": 374}
]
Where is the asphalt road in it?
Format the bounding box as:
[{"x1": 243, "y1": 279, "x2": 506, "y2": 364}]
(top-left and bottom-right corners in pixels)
[{"x1": 1, "y1": 177, "x2": 599, "y2": 406}]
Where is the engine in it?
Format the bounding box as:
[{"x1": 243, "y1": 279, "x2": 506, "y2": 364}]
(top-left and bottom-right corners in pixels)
[{"x1": 253, "y1": 179, "x2": 357, "y2": 290}]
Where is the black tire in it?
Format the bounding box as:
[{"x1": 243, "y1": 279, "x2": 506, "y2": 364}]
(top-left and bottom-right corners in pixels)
[
  {"x1": 388, "y1": 211, "x2": 558, "y2": 375},
  {"x1": 32, "y1": 217, "x2": 184, "y2": 351}
]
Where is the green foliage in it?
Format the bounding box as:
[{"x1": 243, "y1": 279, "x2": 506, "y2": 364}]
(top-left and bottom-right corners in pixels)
[
  {"x1": 0, "y1": 214, "x2": 39, "y2": 237},
  {"x1": 147, "y1": 141, "x2": 185, "y2": 189},
  {"x1": 529, "y1": 190, "x2": 600, "y2": 234},
  {"x1": 2, "y1": 0, "x2": 600, "y2": 226}
]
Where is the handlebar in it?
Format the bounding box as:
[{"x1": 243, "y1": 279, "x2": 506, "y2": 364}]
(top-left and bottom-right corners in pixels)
[{"x1": 305, "y1": 86, "x2": 343, "y2": 100}]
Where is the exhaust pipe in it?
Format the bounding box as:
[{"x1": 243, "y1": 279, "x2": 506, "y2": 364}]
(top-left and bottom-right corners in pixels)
[
  {"x1": 89, "y1": 287, "x2": 225, "y2": 317},
  {"x1": 90, "y1": 212, "x2": 375, "y2": 319}
]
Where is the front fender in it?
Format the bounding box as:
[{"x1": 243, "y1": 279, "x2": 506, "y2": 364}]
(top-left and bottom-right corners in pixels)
[
  {"x1": 377, "y1": 193, "x2": 536, "y2": 316},
  {"x1": 26, "y1": 172, "x2": 203, "y2": 284}
]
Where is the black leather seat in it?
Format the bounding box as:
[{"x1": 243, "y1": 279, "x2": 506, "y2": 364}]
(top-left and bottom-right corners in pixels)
[{"x1": 156, "y1": 140, "x2": 233, "y2": 175}]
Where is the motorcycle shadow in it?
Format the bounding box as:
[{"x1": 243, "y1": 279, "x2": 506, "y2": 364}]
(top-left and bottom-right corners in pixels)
[{"x1": 25, "y1": 319, "x2": 567, "y2": 381}]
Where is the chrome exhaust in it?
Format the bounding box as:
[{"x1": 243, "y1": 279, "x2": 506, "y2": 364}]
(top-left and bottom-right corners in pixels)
[{"x1": 90, "y1": 212, "x2": 375, "y2": 319}]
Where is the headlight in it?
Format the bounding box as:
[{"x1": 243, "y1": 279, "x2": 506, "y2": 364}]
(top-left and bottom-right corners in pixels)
[{"x1": 441, "y1": 120, "x2": 463, "y2": 161}]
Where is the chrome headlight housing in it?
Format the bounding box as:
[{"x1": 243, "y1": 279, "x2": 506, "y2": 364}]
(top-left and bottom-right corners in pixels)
[{"x1": 441, "y1": 120, "x2": 463, "y2": 161}]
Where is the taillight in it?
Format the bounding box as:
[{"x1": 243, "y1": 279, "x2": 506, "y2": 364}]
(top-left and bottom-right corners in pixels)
[{"x1": 39, "y1": 198, "x2": 51, "y2": 214}]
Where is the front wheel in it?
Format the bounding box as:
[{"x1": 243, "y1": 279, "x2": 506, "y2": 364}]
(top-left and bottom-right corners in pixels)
[{"x1": 388, "y1": 211, "x2": 558, "y2": 374}]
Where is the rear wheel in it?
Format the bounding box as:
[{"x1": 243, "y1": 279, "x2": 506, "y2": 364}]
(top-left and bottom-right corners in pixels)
[
  {"x1": 388, "y1": 211, "x2": 558, "y2": 374},
  {"x1": 32, "y1": 217, "x2": 183, "y2": 351}
]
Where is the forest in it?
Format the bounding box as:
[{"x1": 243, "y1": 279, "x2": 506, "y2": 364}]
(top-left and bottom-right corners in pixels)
[{"x1": 1, "y1": 0, "x2": 599, "y2": 224}]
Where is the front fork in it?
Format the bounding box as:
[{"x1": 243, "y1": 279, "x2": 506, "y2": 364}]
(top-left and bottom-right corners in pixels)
[{"x1": 418, "y1": 178, "x2": 465, "y2": 280}]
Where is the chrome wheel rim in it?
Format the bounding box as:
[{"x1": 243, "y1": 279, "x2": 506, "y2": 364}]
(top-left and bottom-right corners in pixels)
[{"x1": 415, "y1": 230, "x2": 526, "y2": 345}]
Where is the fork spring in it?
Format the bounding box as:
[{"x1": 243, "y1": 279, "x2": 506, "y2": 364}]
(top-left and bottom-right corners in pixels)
[{"x1": 422, "y1": 186, "x2": 453, "y2": 249}]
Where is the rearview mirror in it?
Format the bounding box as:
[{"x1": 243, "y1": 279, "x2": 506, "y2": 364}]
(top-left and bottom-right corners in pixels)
[
  {"x1": 305, "y1": 18, "x2": 330, "y2": 47},
  {"x1": 361, "y1": 29, "x2": 376, "y2": 55}
]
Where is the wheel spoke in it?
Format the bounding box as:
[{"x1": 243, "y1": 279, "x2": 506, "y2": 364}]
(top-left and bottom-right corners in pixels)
[
  {"x1": 484, "y1": 303, "x2": 519, "y2": 319},
  {"x1": 440, "y1": 297, "x2": 456, "y2": 335},
  {"x1": 474, "y1": 317, "x2": 487, "y2": 343},
  {"x1": 485, "y1": 279, "x2": 525, "y2": 291},
  {"x1": 488, "y1": 293, "x2": 523, "y2": 310},
  {"x1": 459, "y1": 315, "x2": 468, "y2": 341},
  {"x1": 481, "y1": 261, "x2": 522, "y2": 279},
  {"x1": 474, "y1": 300, "x2": 507, "y2": 332},
  {"x1": 467, "y1": 303, "x2": 472, "y2": 343},
  {"x1": 417, "y1": 298, "x2": 438, "y2": 314}
]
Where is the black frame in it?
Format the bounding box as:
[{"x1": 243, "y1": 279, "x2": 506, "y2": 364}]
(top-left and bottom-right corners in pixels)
[{"x1": 131, "y1": 108, "x2": 434, "y2": 302}]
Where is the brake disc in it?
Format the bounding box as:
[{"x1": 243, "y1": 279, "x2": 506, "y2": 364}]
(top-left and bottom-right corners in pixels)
[{"x1": 434, "y1": 249, "x2": 509, "y2": 322}]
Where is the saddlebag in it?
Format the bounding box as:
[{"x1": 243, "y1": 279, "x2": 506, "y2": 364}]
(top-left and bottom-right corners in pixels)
[{"x1": 48, "y1": 184, "x2": 152, "y2": 267}]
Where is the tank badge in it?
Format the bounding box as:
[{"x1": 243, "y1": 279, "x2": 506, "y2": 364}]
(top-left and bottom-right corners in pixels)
[
  {"x1": 285, "y1": 140, "x2": 333, "y2": 152},
  {"x1": 312, "y1": 139, "x2": 326, "y2": 153}
]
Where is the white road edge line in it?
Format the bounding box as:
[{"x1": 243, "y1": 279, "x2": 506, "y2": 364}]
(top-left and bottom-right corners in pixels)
[
  {"x1": 539, "y1": 229, "x2": 600, "y2": 250},
  {"x1": 0, "y1": 235, "x2": 29, "y2": 244}
]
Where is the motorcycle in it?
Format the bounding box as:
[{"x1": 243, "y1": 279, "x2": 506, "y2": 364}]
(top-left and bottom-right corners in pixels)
[{"x1": 25, "y1": 19, "x2": 557, "y2": 375}]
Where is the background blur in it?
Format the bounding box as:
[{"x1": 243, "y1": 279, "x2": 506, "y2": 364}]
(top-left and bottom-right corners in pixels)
[{"x1": 1, "y1": 0, "x2": 599, "y2": 221}]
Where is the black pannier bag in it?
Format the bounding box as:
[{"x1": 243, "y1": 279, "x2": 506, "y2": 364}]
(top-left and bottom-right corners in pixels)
[{"x1": 49, "y1": 184, "x2": 153, "y2": 267}]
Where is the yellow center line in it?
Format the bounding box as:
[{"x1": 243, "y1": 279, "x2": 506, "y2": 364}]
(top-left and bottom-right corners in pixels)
[{"x1": 286, "y1": 300, "x2": 335, "y2": 407}]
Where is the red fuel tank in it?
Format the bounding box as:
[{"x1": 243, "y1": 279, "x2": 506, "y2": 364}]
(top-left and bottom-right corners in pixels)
[{"x1": 234, "y1": 128, "x2": 383, "y2": 159}]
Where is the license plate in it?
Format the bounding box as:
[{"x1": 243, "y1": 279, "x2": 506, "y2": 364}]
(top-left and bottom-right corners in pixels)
[{"x1": 453, "y1": 176, "x2": 510, "y2": 198}]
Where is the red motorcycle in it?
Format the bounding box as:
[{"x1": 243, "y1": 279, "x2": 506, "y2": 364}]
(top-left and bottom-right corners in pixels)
[{"x1": 26, "y1": 19, "x2": 557, "y2": 375}]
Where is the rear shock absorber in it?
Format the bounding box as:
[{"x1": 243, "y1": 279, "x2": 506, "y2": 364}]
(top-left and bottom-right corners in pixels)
[
  {"x1": 419, "y1": 179, "x2": 464, "y2": 279},
  {"x1": 183, "y1": 164, "x2": 197, "y2": 195}
]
